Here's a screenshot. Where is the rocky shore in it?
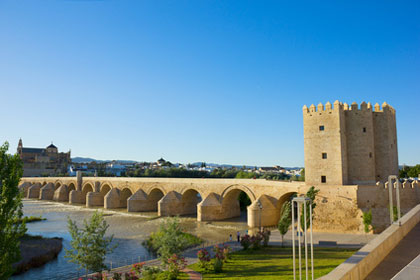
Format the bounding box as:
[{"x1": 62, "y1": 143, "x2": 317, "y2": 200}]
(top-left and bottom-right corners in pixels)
[{"x1": 13, "y1": 235, "x2": 63, "y2": 275}]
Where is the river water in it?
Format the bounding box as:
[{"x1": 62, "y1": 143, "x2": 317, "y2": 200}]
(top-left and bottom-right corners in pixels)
[{"x1": 12, "y1": 199, "x2": 248, "y2": 280}]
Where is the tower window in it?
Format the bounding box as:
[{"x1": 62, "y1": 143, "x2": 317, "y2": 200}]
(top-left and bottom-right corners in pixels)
[
  {"x1": 369, "y1": 152, "x2": 372, "y2": 158},
  {"x1": 322, "y1": 153, "x2": 327, "y2": 159},
  {"x1": 363, "y1": 127, "x2": 366, "y2": 133},
  {"x1": 321, "y1": 176, "x2": 326, "y2": 183},
  {"x1": 319, "y1": 125, "x2": 325, "y2": 131}
]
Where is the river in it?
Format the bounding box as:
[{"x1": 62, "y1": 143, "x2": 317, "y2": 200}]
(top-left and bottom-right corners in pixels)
[{"x1": 12, "y1": 199, "x2": 249, "y2": 280}]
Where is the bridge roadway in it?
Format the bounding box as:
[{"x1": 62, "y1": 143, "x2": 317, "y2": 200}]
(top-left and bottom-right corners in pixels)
[{"x1": 19, "y1": 177, "x2": 310, "y2": 228}]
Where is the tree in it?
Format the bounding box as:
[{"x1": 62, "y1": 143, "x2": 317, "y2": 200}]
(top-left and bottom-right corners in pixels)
[
  {"x1": 0, "y1": 142, "x2": 26, "y2": 279},
  {"x1": 153, "y1": 217, "x2": 189, "y2": 263},
  {"x1": 278, "y1": 201, "x2": 292, "y2": 247},
  {"x1": 300, "y1": 168, "x2": 305, "y2": 181},
  {"x1": 407, "y1": 164, "x2": 420, "y2": 178},
  {"x1": 300, "y1": 186, "x2": 320, "y2": 231},
  {"x1": 65, "y1": 211, "x2": 116, "y2": 276}
]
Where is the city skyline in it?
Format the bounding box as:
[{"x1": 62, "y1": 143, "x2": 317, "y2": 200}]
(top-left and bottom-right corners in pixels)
[{"x1": 1, "y1": 1, "x2": 419, "y2": 166}]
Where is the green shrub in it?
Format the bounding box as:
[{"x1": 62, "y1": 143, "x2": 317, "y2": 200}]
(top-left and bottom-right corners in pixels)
[
  {"x1": 213, "y1": 258, "x2": 223, "y2": 273},
  {"x1": 363, "y1": 210, "x2": 372, "y2": 233},
  {"x1": 142, "y1": 217, "x2": 202, "y2": 263},
  {"x1": 142, "y1": 266, "x2": 162, "y2": 280}
]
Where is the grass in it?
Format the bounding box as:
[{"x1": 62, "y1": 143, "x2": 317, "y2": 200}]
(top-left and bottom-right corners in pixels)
[
  {"x1": 14, "y1": 216, "x2": 46, "y2": 224},
  {"x1": 180, "y1": 246, "x2": 356, "y2": 279}
]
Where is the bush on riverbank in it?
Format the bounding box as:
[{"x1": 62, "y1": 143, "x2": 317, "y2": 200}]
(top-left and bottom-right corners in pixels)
[
  {"x1": 13, "y1": 234, "x2": 63, "y2": 275},
  {"x1": 143, "y1": 217, "x2": 202, "y2": 263},
  {"x1": 14, "y1": 216, "x2": 46, "y2": 224}
]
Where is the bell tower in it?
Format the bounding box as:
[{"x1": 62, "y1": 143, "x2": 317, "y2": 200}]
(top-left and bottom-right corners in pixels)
[{"x1": 17, "y1": 138, "x2": 23, "y2": 155}]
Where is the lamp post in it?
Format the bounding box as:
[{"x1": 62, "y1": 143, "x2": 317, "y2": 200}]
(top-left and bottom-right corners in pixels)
[
  {"x1": 292, "y1": 196, "x2": 314, "y2": 280},
  {"x1": 257, "y1": 200, "x2": 262, "y2": 231},
  {"x1": 388, "y1": 175, "x2": 401, "y2": 225}
]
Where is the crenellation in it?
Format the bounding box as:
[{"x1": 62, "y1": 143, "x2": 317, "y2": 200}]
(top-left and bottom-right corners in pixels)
[
  {"x1": 325, "y1": 101, "x2": 332, "y2": 110},
  {"x1": 343, "y1": 103, "x2": 349, "y2": 110},
  {"x1": 376, "y1": 181, "x2": 385, "y2": 188},
  {"x1": 309, "y1": 104, "x2": 316, "y2": 112},
  {"x1": 317, "y1": 102, "x2": 324, "y2": 112}
]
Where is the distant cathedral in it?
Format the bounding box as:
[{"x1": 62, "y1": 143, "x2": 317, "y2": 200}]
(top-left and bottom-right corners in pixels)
[{"x1": 17, "y1": 139, "x2": 71, "y2": 177}]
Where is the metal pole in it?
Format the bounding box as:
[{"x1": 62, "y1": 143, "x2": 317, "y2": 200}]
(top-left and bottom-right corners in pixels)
[
  {"x1": 396, "y1": 180, "x2": 401, "y2": 223},
  {"x1": 388, "y1": 176, "x2": 394, "y2": 224},
  {"x1": 292, "y1": 200, "x2": 296, "y2": 280},
  {"x1": 310, "y1": 203, "x2": 314, "y2": 280},
  {"x1": 304, "y1": 201, "x2": 308, "y2": 280},
  {"x1": 297, "y1": 202, "x2": 302, "y2": 280}
]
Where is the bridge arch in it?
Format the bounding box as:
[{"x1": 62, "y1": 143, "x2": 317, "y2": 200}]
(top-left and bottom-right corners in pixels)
[
  {"x1": 180, "y1": 188, "x2": 203, "y2": 216},
  {"x1": 221, "y1": 185, "x2": 256, "y2": 221},
  {"x1": 82, "y1": 183, "x2": 94, "y2": 197},
  {"x1": 276, "y1": 191, "x2": 298, "y2": 222},
  {"x1": 148, "y1": 187, "x2": 165, "y2": 211},
  {"x1": 100, "y1": 183, "x2": 112, "y2": 197},
  {"x1": 54, "y1": 181, "x2": 63, "y2": 190},
  {"x1": 221, "y1": 184, "x2": 256, "y2": 202},
  {"x1": 68, "y1": 182, "x2": 76, "y2": 192},
  {"x1": 120, "y1": 187, "x2": 133, "y2": 208}
]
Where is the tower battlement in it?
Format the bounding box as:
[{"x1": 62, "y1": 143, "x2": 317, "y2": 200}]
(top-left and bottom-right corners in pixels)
[
  {"x1": 303, "y1": 101, "x2": 396, "y2": 114},
  {"x1": 303, "y1": 100, "x2": 398, "y2": 186}
]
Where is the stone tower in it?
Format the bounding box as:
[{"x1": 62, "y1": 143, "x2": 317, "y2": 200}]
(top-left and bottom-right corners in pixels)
[
  {"x1": 17, "y1": 138, "x2": 23, "y2": 154},
  {"x1": 303, "y1": 101, "x2": 398, "y2": 185}
]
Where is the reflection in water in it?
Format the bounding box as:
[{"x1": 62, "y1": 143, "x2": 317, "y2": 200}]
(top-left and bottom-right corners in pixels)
[{"x1": 12, "y1": 199, "x2": 248, "y2": 280}]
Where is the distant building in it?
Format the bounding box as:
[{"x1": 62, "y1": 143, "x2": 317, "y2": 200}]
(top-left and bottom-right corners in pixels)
[
  {"x1": 17, "y1": 139, "x2": 71, "y2": 177},
  {"x1": 68, "y1": 165, "x2": 96, "y2": 177},
  {"x1": 106, "y1": 163, "x2": 126, "y2": 176}
]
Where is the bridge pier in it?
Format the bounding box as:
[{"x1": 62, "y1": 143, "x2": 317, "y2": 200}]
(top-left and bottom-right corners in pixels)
[
  {"x1": 18, "y1": 182, "x2": 32, "y2": 197},
  {"x1": 53, "y1": 185, "x2": 69, "y2": 202},
  {"x1": 27, "y1": 183, "x2": 42, "y2": 199},
  {"x1": 39, "y1": 183, "x2": 55, "y2": 200},
  {"x1": 104, "y1": 188, "x2": 122, "y2": 209},
  {"x1": 69, "y1": 190, "x2": 85, "y2": 204},
  {"x1": 69, "y1": 171, "x2": 85, "y2": 204},
  {"x1": 86, "y1": 182, "x2": 103, "y2": 207},
  {"x1": 198, "y1": 193, "x2": 223, "y2": 221},
  {"x1": 128, "y1": 190, "x2": 152, "y2": 212},
  {"x1": 247, "y1": 195, "x2": 279, "y2": 228},
  {"x1": 87, "y1": 192, "x2": 104, "y2": 207},
  {"x1": 158, "y1": 191, "x2": 183, "y2": 216}
]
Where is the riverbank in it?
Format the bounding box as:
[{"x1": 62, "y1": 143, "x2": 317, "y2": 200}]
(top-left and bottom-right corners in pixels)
[{"x1": 13, "y1": 234, "x2": 63, "y2": 275}]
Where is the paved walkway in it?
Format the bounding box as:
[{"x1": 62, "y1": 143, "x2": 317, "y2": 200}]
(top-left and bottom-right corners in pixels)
[
  {"x1": 365, "y1": 222, "x2": 420, "y2": 280},
  {"x1": 269, "y1": 228, "x2": 376, "y2": 247},
  {"x1": 392, "y1": 253, "x2": 420, "y2": 280}
]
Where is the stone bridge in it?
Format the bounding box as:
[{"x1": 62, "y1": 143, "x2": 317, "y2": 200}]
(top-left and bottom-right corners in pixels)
[{"x1": 19, "y1": 176, "x2": 310, "y2": 228}]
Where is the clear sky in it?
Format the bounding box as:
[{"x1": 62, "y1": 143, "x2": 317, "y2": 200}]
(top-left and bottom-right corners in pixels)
[{"x1": 1, "y1": 1, "x2": 419, "y2": 167}]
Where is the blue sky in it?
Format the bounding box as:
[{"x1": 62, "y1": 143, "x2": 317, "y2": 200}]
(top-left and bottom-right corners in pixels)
[{"x1": 1, "y1": 1, "x2": 419, "y2": 166}]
